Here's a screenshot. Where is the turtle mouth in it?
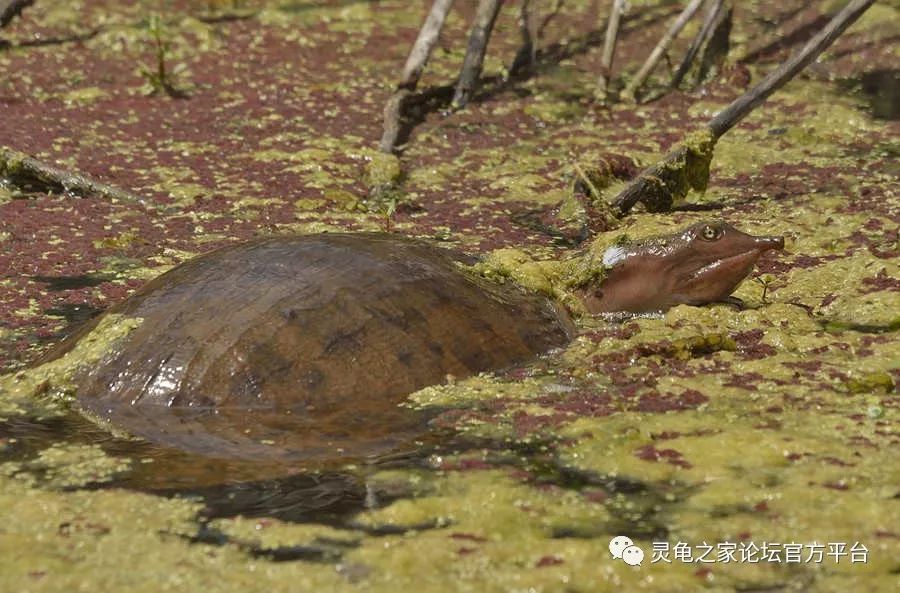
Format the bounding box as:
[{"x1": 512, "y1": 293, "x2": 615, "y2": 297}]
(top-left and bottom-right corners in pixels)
[
  {"x1": 689, "y1": 250, "x2": 762, "y2": 282},
  {"x1": 682, "y1": 236, "x2": 784, "y2": 294}
]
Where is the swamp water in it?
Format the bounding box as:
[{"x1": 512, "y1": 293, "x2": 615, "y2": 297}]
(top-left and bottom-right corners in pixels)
[{"x1": 0, "y1": 0, "x2": 897, "y2": 591}]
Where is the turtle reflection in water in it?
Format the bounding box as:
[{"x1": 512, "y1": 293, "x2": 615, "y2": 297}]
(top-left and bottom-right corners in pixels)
[{"x1": 44, "y1": 221, "x2": 782, "y2": 466}]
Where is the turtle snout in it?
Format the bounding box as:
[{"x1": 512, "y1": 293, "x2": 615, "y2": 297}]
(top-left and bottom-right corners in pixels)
[{"x1": 756, "y1": 235, "x2": 785, "y2": 251}]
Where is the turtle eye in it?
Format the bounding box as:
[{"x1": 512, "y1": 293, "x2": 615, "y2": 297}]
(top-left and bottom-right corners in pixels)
[{"x1": 700, "y1": 225, "x2": 721, "y2": 241}]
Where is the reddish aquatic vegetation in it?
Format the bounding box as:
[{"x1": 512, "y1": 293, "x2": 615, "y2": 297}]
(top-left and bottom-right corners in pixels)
[
  {"x1": 754, "y1": 419, "x2": 783, "y2": 430},
  {"x1": 652, "y1": 429, "x2": 716, "y2": 440},
  {"x1": 634, "y1": 444, "x2": 692, "y2": 469},
  {"x1": 821, "y1": 456, "x2": 855, "y2": 467},
  {"x1": 634, "y1": 389, "x2": 709, "y2": 413},
  {"x1": 722, "y1": 371, "x2": 768, "y2": 389},
  {"x1": 582, "y1": 489, "x2": 607, "y2": 503},
  {"x1": 535, "y1": 555, "x2": 564, "y2": 567},
  {"x1": 694, "y1": 567, "x2": 713, "y2": 580},
  {"x1": 731, "y1": 330, "x2": 778, "y2": 360},
  {"x1": 583, "y1": 323, "x2": 641, "y2": 342},
  {"x1": 652, "y1": 431, "x2": 683, "y2": 440},
  {"x1": 533, "y1": 390, "x2": 615, "y2": 417},
  {"x1": 512, "y1": 410, "x2": 571, "y2": 437},
  {"x1": 783, "y1": 360, "x2": 824, "y2": 373},
  {"x1": 861, "y1": 269, "x2": 900, "y2": 292}
]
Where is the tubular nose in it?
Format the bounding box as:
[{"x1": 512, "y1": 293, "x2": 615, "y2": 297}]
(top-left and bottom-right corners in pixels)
[{"x1": 757, "y1": 235, "x2": 785, "y2": 251}]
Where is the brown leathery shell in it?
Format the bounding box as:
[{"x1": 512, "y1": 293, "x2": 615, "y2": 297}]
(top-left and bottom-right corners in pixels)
[{"x1": 52, "y1": 233, "x2": 573, "y2": 462}]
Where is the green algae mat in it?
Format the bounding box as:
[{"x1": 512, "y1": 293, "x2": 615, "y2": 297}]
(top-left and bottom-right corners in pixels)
[{"x1": 0, "y1": 1, "x2": 897, "y2": 591}]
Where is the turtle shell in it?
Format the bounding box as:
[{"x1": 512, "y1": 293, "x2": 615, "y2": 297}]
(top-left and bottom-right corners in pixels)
[{"x1": 62, "y1": 233, "x2": 573, "y2": 463}]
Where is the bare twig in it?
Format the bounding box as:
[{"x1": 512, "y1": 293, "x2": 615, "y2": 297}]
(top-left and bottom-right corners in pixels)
[
  {"x1": 0, "y1": 148, "x2": 148, "y2": 206},
  {"x1": 709, "y1": 0, "x2": 873, "y2": 138},
  {"x1": 379, "y1": 0, "x2": 455, "y2": 153},
  {"x1": 536, "y1": 0, "x2": 564, "y2": 38},
  {"x1": 509, "y1": 0, "x2": 536, "y2": 75},
  {"x1": 671, "y1": 0, "x2": 725, "y2": 89},
  {"x1": 452, "y1": 0, "x2": 504, "y2": 108},
  {"x1": 399, "y1": 0, "x2": 456, "y2": 89},
  {"x1": 0, "y1": 0, "x2": 32, "y2": 28},
  {"x1": 510, "y1": 0, "x2": 565, "y2": 75},
  {"x1": 379, "y1": 89, "x2": 413, "y2": 154},
  {"x1": 596, "y1": 0, "x2": 626, "y2": 98},
  {"x1": 612, "y1": 0, "x2": 876, "y2": 214},
  {"x1": 622, "y1": 0, "x2": 705, "y2": 101},
  {"x1": 693, "y1": 1, "x2": 731, "y2": 85}
]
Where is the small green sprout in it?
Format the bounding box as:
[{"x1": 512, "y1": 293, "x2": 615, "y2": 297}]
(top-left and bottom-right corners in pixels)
[
  {"x1": 140, "y1": 14, "x2": 188, "y2": 98},
  {"x1": 381, "y1": 194, "x2": 399, "y2": 233},
  {"x1": 754, "y1": 273, "x2": 776, "y2": 303}
]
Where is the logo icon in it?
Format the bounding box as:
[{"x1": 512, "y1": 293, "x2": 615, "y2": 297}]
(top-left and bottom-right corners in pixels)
[{"x1": 609, "y1": 535, "x2": 645, "y2": 567}]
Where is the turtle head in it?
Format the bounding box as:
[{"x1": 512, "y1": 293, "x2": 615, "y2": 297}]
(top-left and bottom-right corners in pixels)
[{"x1": 577, "y1": 220, "x2": 784, "y2": 313}]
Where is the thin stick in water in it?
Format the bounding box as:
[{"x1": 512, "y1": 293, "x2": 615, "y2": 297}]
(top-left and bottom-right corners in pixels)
[
  {"x1": 0, "y1": 0, "x2": 32, "y2": 28},
  {"x1": 398, "y1": 0, "x2": 456, "y2": 89},
  {"x1": 708, "y1": 0, "x2": 874, "y2": 138},
  {"x1": 622, "y1": 0, "x2": 705, "y2": 101},
  {"x1": 596, "y1": 0, "x2": 626, "y2": 98},
  {"x1": 453, "y1": 0, "x2": 504, "y2": 108},
  {"x1": 509, "y1": 0, "x2": 536, "y2": 75},
  {"x1": 611, "y1": 0, "x2": 876, "y2": 214},
  {"x1": 670, "y1": 0, "x2": 725, "y2": 89},
  {"x1": 379, "y1": 0, "x2": 455, "y2": 153}
]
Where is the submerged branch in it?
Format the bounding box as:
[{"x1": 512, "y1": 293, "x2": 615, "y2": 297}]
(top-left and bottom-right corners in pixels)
[
  {"x1": 612, "y1": 0, "x2": 875, "y2": 215},
  {"x1": 0, "y1": 148, "x2": 147, "y2": 206}
]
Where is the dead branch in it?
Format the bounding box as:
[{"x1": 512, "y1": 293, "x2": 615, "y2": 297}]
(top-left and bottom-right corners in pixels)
[
  {"x1": 399, "y1": 0, "x2": 456, "y2": 89},
  {"x1": 693, "y1": 1, "x2": 731, "y2": 85},
  {"x1": 1, "y1": 147, "x2": 148, "y2": 206},
  {"x1": 611, "y1": 0, "x2": 876, "y2": 215},
  {"x1": 509, "y1": 0, "x2": 536, "y2": 75},
  {"x1": 452, "y1": 0, "x2": 504, "y2": 108},
  {"x1": 622, "y1": 0, "x2": 705, "y2": 101},
  {"x1": 379, "y1": 0, "x2": 455, "y2": 153},
  {"x1": 708, "y1": 0, "x2": 873, "y2": 138},
  {"x1": 536, "y1": 0, "x2": 564, "y2": 38},
  {"x1": 670, "y1": 0, "x2": 725, "y2": 89},
  {"x1": 1, "y1": 0, "x2": 32, "y2": 28},
  {"x1": 596, "y1": 0, "x2": 626, "y2": 98}
]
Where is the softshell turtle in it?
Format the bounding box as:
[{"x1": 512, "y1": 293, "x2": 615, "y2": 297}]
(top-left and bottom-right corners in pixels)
[
  {"x1": 51, "y1": 233, "x2": 574, "y2": 463},
  {"x1": 40, "y1": 221, "x2": 781, "y2": 465}
]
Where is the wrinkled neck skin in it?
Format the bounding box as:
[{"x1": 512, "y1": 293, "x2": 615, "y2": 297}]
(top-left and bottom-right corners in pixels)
[{"x1": 575, "y1": 221, "x2": 785, "y2": 315}]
